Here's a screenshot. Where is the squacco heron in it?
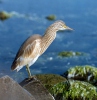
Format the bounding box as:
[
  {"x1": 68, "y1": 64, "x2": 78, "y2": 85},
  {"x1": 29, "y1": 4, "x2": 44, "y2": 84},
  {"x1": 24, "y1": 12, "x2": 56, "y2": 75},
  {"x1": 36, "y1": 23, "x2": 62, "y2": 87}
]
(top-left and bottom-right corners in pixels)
[{"x1": 11, "y1": 20, "x2": 73, "y2": 78}]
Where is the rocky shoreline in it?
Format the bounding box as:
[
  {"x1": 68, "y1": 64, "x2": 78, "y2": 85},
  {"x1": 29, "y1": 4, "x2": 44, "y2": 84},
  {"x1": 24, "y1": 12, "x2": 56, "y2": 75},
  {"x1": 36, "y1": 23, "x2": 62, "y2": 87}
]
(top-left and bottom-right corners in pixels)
[{"x1": 0, "y1": 65, "x2": 97, "y2": 100}]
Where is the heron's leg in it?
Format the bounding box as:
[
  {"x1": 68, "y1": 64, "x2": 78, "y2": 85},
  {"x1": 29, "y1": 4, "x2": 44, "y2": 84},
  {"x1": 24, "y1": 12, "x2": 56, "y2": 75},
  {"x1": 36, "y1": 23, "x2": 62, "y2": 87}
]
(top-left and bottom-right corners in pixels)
[{"x1": 26, "y1": 64, "x2": 32, "y2": 78}]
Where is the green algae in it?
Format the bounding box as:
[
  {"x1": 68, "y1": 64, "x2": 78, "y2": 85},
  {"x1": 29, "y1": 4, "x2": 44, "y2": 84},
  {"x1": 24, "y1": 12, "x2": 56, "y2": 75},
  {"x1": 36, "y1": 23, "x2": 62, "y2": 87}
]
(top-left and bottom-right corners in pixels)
[
  {"x1": 46, "y1": 15, "x2": 56, "y2": 21},
  {"x1": 58, "y1": 51, "x2": 84, "y2": 57},
  {"x1": 0, "y1": 11, "x2": 12, "y2": 21},
  {"x1": 36, "y1": 74, "x2": 66, "y2": 91},
  {"x1": 65, "y1": 65, "x2": 97, "y2": 85},
  {"x1": 50, "y1": 80, "x2": 97, "y2": 100}
]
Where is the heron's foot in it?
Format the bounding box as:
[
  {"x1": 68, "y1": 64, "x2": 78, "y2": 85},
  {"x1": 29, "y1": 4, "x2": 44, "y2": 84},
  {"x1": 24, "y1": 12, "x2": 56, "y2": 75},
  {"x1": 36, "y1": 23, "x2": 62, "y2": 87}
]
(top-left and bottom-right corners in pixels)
[{"x1": 26, "y1": 75, "x2": 37, "y2": 82}]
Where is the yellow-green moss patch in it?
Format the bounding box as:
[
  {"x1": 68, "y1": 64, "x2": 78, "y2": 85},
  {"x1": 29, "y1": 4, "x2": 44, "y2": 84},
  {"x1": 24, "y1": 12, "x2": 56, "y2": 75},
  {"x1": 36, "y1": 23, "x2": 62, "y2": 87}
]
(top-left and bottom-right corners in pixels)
[
  {"x1": 64, "y1": 65, "x2": 97, "y2": 85},
  {"x1": 46, "y1": 15, "x2": 56, "y2": 21},
  {"x1": 50, "y1": 80, "x2": 97, "y2": 100},
  {"x1": 0, "y1": 11, "x2": 12, "y2": 21},
  {"x1": 58, "y1": 51, "x2": 84, "y2": 57},
  {"x1": 36, "y1": 74, "x2": 66, "y2": 90}
]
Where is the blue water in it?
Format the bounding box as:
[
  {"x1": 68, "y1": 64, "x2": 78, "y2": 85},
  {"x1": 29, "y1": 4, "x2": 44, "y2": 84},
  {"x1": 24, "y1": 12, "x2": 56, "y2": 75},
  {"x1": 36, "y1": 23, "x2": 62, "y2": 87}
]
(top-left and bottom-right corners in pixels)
[{"x1": 0, "y1": 0, "x2": 97, "y2": 82}]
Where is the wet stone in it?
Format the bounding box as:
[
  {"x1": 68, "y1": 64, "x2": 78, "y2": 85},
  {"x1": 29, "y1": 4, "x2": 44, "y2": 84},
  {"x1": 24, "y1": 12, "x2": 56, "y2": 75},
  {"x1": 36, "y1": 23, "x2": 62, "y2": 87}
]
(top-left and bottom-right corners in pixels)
[
  {"x1": 50, "y1": 80, "x2": 97, "y2": 100},
  {"x1": 0, "y1": 75, "x2": 35, "y2": 100},
  {"x1": 58, "y1": 51, "x2": 85, "y2": 57},
  {"x1": 46, "y1": 15, "x2": 56, "y2": 21},
  {"x1": 36, "y1": 74, "x2": 67, "y2": 91},
  {"x1": 0, "y1": 11, "x2": 11, "y2": 21},
  {"x1": 63, "y1": 65, "x2": 97, "y2": 86},
  {"x1": 20, "y1": 76, "x2": 55, "y2": 100}
]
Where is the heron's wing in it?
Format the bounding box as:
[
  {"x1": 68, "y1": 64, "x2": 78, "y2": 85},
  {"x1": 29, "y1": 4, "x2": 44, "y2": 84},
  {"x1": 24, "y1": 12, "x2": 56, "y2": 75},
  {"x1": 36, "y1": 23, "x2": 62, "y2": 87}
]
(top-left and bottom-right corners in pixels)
[
  {"x1": 23, "y1": 39, "x2": 41, "y2": 57},
  {"x1": 11, "y1": 34, "x2": 42, "y2": 70}
]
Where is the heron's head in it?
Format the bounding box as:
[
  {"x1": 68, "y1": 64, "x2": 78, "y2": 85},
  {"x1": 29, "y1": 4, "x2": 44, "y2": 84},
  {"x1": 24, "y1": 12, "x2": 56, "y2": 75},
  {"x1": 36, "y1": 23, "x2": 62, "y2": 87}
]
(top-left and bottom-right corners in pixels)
[{"x1": 51, "y1": 20, "x2": 73, "y2": 31}]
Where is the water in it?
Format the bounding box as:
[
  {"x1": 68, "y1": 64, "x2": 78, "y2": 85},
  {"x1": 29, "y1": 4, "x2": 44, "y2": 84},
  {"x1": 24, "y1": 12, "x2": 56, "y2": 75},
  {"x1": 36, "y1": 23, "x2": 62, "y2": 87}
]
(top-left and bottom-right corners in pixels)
[{"x1": 0, "y1": 0, "x2": 97, "y2": 82}]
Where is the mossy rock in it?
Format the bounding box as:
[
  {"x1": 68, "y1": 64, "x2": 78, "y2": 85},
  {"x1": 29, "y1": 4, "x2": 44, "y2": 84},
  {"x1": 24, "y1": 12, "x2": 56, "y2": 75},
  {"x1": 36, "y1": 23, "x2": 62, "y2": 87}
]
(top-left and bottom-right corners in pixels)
[
  {"x1": 46, "y1": 15, "x2": 56, "y2": 21},
  {"x1": 63, "y1": 65, "x2": 97, "y2": 86},
  {"x1": 50, "y1": 80, "x2": 97, "y2": 100},
  {"x1": 36, "y1": 74, "x2": 67, "y2": 91},
  {"x1": 58, "y1": 51, "x2": 85, "y2": 57},
  {"x1": 0, "y1": 11, "x2": 12, "y2": 21}
]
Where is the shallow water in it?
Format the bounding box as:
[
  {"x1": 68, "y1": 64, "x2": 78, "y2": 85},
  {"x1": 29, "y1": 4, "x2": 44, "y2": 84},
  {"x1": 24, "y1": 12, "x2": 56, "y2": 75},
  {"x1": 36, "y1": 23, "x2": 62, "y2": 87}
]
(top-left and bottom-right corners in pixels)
[{"x1": 0, "y1": 0, "x2": 97, "y2": 82}]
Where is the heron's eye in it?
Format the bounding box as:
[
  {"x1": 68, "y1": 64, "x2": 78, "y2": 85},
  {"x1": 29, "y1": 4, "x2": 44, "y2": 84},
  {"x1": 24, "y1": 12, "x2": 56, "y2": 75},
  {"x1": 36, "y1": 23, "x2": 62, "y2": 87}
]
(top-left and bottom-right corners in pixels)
[{"x1": 63, "y1": 25, "x2": 66, "y2": 29}]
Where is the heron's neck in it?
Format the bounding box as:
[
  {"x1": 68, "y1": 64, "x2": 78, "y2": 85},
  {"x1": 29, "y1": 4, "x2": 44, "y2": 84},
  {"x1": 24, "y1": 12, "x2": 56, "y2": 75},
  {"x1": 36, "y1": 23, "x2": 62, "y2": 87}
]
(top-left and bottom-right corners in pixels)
[{"x1": 40, "y1": 27, "x2": 57, "y2": 54}]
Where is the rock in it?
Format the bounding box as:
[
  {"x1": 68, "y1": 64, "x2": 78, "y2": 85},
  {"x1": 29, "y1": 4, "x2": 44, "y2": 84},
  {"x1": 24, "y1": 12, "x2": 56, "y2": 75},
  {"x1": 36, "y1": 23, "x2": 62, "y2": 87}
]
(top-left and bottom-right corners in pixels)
[
  {"x1": 0, "y1": 11, "x2": 11, "y2": 21},
  {"x1": 0, "y1": 75, "x2": 35, "y2": 100},
  {"x1": 36, "y1": 74, "x2": 67, "y2": 91},
  {"x1": 46, "y1": 15, "x2": 56, "y2": 21},
  {"x1": 63, "y1": 65, "x2": 97, "y2": 86},
  {"x1": 58, "y1": 51, "x2": 85, "y2": 57},
  {"x1": 50, "y1": 80, "x2": 97, "y2": 100},
  {"x1": 20, "y1": 76, "x2": 55, "y2": 100}
]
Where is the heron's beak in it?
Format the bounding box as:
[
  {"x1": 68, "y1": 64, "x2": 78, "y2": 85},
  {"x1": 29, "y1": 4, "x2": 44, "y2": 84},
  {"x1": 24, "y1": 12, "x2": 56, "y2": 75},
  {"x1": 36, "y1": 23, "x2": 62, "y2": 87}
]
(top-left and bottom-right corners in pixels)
[
  {"x1": 66, "y1": 26, "x2": 73, "y2": 31},
  {"x1": 63, "y1": 25, "x2": 73, "y2": 31}
]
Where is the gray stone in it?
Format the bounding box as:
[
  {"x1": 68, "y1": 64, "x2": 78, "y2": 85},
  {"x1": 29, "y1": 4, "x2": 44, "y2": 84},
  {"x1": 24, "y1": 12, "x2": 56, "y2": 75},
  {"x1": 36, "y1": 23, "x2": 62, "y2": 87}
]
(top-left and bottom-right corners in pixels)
[
  {"x1": 0, "y1": 75, "x2": 35, "y2": 100},
  {"x1": 20, "y1": 77, "x2": 55, "y2": 100}
]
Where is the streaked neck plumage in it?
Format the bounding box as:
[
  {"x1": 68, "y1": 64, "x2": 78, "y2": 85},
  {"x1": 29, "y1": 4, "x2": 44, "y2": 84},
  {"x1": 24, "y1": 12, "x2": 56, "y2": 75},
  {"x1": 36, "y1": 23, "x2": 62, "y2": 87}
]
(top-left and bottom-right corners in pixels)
[{"x1": 40, "y1": 26, "x2": 57, "y2": 55}]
